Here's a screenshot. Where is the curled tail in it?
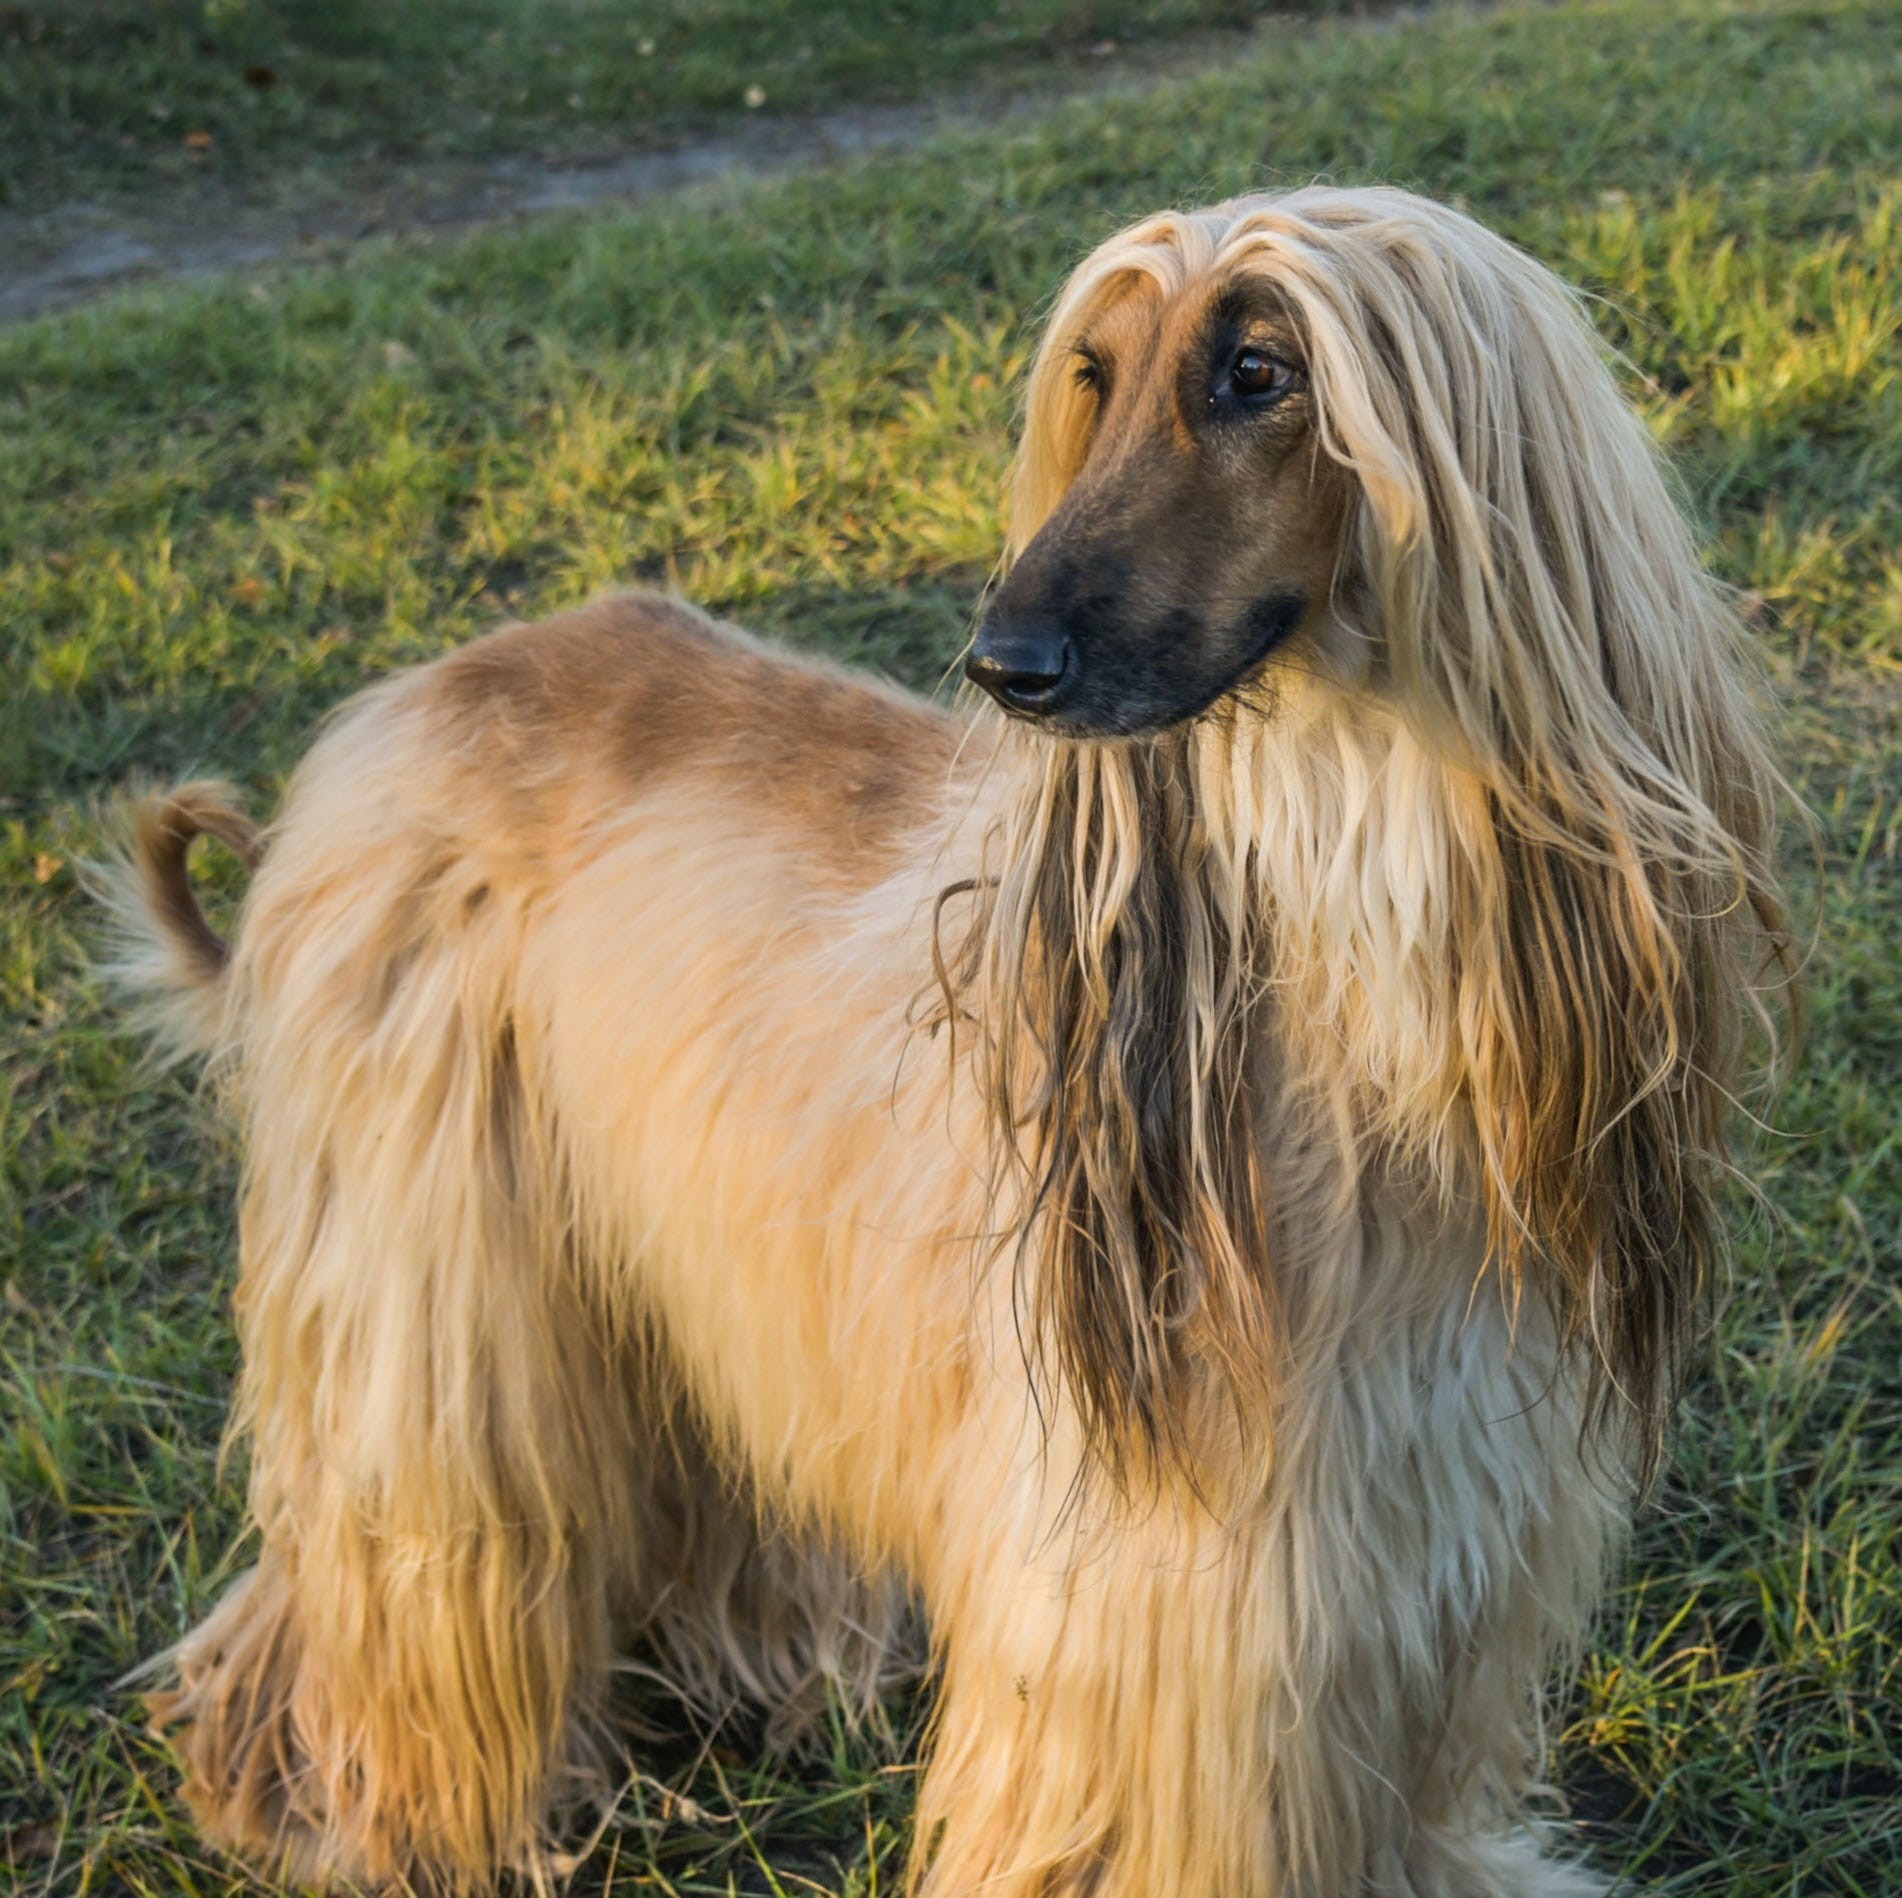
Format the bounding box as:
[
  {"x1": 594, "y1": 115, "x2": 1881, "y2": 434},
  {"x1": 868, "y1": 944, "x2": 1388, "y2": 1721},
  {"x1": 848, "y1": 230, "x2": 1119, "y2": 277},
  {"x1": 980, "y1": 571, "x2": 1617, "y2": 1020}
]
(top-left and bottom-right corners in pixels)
[{"x1": 94, "y1": 781, "x2": 263, "y2": 1062}]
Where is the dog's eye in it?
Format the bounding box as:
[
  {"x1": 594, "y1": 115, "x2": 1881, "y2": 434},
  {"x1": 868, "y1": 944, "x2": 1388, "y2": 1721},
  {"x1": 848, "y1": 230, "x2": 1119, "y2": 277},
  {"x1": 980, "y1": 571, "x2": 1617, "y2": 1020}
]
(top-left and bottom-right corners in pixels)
[
  {"x1": 1224, "y1": 348, "x2": 1299, "y2": 405},
  {"x1": 1070, "y1": 348, "x2": 1107, "y2": 396}
]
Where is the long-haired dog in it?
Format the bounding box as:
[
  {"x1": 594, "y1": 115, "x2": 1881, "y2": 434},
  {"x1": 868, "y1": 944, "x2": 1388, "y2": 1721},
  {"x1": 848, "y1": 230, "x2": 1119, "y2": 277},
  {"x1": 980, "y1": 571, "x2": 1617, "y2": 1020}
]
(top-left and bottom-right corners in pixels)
[{"x1": 105, "y1": 185, "x2": 1788, "y2": 1897}]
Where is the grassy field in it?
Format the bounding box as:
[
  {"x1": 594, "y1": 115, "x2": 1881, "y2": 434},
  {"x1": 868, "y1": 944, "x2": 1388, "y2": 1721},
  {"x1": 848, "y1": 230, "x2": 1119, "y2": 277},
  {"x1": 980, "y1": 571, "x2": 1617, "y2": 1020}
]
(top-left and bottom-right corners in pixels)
[
  {"x1": 3, "y1": 0, "x2": 1901, "y2": 1891},
  {"x1": 1, "y1": 0, "x2": 1295, "y2": 217}
]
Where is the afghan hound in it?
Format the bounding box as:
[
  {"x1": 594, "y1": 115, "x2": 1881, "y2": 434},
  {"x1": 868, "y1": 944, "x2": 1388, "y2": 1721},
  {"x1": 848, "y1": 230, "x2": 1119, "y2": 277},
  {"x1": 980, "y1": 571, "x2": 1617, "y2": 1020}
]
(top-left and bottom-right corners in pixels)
[{"x1": 103, "y1": 184, "x2": 1788, "y2": 1897}]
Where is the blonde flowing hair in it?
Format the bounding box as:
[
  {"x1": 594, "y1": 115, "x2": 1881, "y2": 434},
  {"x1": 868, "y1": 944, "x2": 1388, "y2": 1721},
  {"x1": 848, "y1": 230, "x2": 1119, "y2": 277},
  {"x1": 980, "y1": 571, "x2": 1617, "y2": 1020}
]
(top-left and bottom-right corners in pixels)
[
  {"x1": 101, "y1": 184, "x2": 1796, "y2": 1898},
  {"x1": 949, "y1": 187, "x2": 1791, "y2": 1489}
]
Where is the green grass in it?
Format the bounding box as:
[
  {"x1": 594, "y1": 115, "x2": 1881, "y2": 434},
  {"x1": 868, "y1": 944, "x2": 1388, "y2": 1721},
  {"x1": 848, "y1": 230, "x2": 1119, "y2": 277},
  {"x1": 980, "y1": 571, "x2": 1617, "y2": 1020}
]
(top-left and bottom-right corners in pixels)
[
  {"x1": 4, "y1": 0, "x2": 1901, "y2": 1890},
  {"x1": 1, "y1": 0, "x2": 1297, "y2": 217}
]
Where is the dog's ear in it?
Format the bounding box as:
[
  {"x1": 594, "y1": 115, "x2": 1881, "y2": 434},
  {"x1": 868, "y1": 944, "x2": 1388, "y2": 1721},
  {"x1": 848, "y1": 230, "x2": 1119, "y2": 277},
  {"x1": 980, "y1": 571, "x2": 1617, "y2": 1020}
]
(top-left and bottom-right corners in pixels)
[
  {"x1": 1291, "y1": 197, "x2": 1794, "y2": 1474},
  {"x1": 1446, "y1": 771, "x2": 1785, "y2": 1479},
  {"x1": 941, "y1": 735, "x2": 1276, "y2": 1501}
]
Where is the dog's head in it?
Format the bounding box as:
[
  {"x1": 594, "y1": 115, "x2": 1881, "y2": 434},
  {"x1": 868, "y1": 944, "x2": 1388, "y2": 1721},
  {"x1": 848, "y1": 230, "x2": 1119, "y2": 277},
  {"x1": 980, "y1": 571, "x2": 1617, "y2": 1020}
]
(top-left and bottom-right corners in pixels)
[
  {"x1": 968, "y1": 233, "x2": 1348, "y2": 736},
  {"x1": 959, "y1": 188, "x2": 1794, "y2": 1491},
  {"x1": 973, "y1": 186, "x2": 1734, "y2": 761}
]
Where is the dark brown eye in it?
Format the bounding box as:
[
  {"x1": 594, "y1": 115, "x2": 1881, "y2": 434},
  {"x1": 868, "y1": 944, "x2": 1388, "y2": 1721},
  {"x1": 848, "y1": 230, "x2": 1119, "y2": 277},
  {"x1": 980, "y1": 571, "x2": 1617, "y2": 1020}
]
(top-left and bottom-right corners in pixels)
[
  {"x1": 1070, "y1": 346, "x2": 1106, "y2": 395},
  {"x1": 1225, "y1": 347, "x2": 1298, "y2": 404}
]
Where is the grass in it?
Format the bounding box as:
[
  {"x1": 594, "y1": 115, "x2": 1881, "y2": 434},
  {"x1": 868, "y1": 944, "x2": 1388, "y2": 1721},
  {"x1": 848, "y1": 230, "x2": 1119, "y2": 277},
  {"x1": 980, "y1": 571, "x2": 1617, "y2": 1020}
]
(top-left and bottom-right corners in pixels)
[
  {"x1": 3, "y1": 0, "x2": 1901, "y2": 1890},
  {"x1": 1, "y1": 0, "x2": 1301, "y2": 218}
]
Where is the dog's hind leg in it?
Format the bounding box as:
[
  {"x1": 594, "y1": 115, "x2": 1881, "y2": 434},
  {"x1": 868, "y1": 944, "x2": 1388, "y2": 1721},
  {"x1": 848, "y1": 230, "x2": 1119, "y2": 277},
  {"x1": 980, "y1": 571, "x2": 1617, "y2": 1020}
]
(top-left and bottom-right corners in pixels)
[{"x1": 147, "y1": 771, "x2": 646, "y2": 1891}]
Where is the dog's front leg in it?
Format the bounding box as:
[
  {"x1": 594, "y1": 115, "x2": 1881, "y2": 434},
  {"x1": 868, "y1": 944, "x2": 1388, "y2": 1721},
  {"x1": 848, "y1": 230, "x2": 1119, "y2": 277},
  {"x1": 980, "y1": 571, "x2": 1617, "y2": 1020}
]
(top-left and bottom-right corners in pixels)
[
  {"x1": 911, "y1": 1478, "x2": 1285, "y2": 1898},
  {"x1": 907, "y1": 1376, "x2": 1617, "y2": 1898}
]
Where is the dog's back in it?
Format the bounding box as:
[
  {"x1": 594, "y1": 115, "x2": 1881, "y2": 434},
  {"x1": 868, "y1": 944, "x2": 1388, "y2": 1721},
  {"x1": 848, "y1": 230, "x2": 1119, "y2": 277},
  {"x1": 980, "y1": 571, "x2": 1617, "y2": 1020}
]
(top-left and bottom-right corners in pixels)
[
  {"x1": 100, "y1": 590, "x2": 959, "y2": 1065},
  {"x1": 97, "y1": 590, "x2": 966, "y2": 1886}
]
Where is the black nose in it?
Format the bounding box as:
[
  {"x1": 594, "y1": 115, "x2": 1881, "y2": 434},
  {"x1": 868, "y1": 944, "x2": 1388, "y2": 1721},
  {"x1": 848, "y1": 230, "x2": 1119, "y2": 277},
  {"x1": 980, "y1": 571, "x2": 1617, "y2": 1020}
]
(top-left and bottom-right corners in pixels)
[{"x1": 965, "y1": 621, "x2": 1073, "y2": 714}]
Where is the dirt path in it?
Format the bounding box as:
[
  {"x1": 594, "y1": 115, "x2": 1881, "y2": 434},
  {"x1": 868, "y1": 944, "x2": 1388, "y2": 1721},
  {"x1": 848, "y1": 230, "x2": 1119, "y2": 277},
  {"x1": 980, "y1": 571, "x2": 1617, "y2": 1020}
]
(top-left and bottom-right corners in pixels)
[
  {"x1": 0, "y1": 105, "x2": 926, "y2": 323},
  {"x1": 0, "y1": 20, "x2": 1308, "y2": 326}
]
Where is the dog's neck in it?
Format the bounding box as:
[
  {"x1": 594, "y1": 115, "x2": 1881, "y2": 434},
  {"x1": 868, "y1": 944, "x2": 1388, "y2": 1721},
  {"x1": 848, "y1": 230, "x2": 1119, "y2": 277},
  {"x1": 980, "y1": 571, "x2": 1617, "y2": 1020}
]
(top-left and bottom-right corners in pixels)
[
  {"x1": 1189, "y1": 678, "x2": 1477, "y2": 1167},
  {"x1": 966, "y1": 680, "x2": 1471, "y2": 1159},
  {"x1": 946, "y1": 682, "x2": 1476, "y2": 1484}
]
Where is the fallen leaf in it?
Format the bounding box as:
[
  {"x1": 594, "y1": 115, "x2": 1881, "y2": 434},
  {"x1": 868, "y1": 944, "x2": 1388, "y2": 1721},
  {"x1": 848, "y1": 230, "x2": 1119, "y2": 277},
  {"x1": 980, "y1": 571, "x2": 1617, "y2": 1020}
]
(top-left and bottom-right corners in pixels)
[
  {"x1": 184, "y1": 128, "x2": 214, "y2": 150},
  {"x1": 232, "y1": 576, "x2": 267, "y2": 607},
  {"x1": 33, "y1": 854, "x2": 62, "y2": 885}
]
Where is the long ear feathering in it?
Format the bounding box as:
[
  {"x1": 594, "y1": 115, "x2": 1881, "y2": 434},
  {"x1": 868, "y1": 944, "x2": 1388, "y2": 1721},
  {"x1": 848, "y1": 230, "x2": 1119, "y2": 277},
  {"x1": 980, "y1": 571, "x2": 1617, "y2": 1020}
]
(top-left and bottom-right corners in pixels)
[
  {"x1": 1243, "y1": 188, "x2": 1794, "y2": 1478},
  {"x1": 979, "y1": 186, "x2": 1793, "y2": 1488},
  {"x1": 937, "y1": 725, "x2": 1278, "y2": 1501}
]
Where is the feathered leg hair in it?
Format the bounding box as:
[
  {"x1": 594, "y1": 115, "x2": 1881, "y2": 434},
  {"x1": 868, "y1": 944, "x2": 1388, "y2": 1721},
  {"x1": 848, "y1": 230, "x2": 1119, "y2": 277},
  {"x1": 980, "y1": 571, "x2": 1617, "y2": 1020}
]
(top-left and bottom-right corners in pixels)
[{"x1": 107, "y1": 771, "x2": 910, "y2": 1890}]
